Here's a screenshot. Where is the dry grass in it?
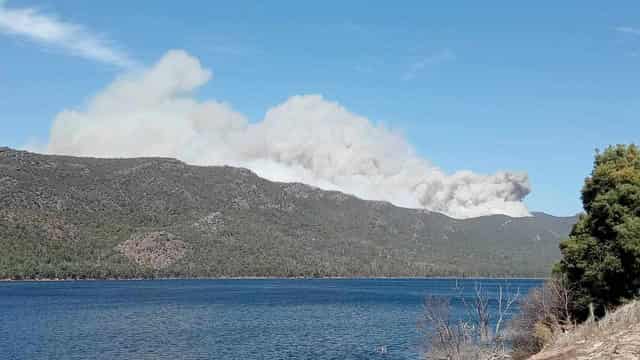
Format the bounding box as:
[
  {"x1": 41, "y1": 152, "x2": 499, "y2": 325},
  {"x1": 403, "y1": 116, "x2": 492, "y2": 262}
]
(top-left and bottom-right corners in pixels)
[
  {"x1": 531, "y1": 300, "x2": 640, "y2": 359},
  {"x1": 551, "y1": 299, "x2": 640, "y2": 348}
]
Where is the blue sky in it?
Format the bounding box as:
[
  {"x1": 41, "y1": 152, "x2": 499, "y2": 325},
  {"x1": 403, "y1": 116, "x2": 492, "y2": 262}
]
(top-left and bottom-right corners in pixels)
[{"x1": 1, "y1": 0, "x2": 639, "y2": 216}]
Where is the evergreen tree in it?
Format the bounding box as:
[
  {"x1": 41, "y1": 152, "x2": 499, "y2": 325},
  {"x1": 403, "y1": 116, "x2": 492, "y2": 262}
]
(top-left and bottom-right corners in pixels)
[{"x1": 556, "y1": 144, "x2": 640, "y2": 320}]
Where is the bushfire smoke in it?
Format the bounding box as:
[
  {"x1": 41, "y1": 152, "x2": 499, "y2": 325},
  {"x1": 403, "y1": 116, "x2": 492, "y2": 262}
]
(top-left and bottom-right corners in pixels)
[{"x1": 46, "y1": 50, "x2": 531, "y2": 218}]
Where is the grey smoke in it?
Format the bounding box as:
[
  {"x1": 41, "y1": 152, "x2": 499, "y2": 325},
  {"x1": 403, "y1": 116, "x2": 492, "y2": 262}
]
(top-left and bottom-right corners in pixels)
[{"x1": 45, "y1": 49, "x2": 531, "y2": 219}]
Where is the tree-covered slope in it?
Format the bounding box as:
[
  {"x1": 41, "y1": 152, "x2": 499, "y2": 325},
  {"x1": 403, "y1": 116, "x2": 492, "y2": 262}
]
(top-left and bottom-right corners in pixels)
[{"x1": 0, "y1": 148, "x2": 576, "y2": 279}]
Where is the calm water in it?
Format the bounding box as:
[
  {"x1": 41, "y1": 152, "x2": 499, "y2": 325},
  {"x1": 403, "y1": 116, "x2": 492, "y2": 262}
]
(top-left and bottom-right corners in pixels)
[{"x1": 0, "y1": 279, "x2": 542, "y2": 360}]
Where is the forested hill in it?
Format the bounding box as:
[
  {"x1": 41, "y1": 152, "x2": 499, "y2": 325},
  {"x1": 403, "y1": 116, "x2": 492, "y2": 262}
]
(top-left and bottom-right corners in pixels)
[{"x1": 0, "y1": 147, "x2": 576, "y2": 279}]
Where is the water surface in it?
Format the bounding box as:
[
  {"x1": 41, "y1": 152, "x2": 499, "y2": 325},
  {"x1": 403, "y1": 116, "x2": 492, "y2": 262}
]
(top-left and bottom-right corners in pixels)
[{"x1": 0, "y1": 278, "x2": 542, "y2": 359}]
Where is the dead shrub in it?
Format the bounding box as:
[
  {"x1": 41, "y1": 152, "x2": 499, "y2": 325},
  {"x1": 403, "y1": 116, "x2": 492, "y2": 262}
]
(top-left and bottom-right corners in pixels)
[
  {"x1": 509, "y1": 277, "x2": 575, "y2": 360},
  {"x1": 421, "y1": 283, "x2": 519, "y2": 360}
]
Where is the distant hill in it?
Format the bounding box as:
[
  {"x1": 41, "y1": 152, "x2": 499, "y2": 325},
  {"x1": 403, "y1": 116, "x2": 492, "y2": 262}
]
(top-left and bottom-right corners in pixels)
[{"x1": 0, "y1": 147, "x2": 577, "y2": 279}]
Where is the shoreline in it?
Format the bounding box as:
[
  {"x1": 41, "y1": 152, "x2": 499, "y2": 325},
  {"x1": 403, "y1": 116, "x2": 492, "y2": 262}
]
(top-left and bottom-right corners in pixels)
[{"x1": 0, "y1": 275, "x2": 549, "y2": 282}]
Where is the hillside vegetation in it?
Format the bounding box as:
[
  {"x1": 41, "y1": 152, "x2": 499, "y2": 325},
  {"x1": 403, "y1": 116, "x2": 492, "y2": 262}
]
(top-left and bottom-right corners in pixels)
[{"x1": 0, "y1": 148, "x2": 575, "y2": 279}]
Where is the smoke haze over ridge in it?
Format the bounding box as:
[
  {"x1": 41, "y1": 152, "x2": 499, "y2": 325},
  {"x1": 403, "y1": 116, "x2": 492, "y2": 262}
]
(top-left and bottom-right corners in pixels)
[{"x1": 45, "y1": 49, "x2": 531, "y2": 219}]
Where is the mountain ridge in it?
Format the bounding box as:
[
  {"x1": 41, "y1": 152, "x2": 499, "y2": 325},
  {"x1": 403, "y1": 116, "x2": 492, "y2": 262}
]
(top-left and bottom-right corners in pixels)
[{"x1": 0, "y1": 147, "x2": 577, "y2": 279}]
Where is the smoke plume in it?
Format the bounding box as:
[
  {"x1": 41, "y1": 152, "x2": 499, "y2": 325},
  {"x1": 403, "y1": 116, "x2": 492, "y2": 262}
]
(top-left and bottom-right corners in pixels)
[{"x1": 46, "y1": 50, "x2": 531, "y2": 218}]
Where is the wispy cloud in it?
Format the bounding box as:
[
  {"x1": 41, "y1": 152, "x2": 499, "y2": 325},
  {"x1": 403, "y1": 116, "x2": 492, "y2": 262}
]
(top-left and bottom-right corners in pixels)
[
  {"x1": 0, "y1": 2, "x2": 135, "y2": 68},
  {"x1": 615, "y1": 26, "x2": 640, "y2": 36},
  {"x1": 402, "y1": 49, "x2": 455, "y2": 81}
]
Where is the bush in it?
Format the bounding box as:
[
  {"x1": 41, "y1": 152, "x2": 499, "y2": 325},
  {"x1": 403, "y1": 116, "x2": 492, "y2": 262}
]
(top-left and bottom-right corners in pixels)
[
  {"x1": 509, "y1": 277, "x2": 575, "y2": 359},
  {"x1": 421, "y1": 283, "x2": 519, "y2": 360},
  {"x1": 555, "y1": 144, "x2": 640, "y2": 321}
]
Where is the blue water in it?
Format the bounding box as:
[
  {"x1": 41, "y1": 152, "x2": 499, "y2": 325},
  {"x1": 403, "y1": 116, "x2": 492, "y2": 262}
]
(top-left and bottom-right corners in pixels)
[{"x1": 0, "y1": 279, "x2": 542, "y2": 360}]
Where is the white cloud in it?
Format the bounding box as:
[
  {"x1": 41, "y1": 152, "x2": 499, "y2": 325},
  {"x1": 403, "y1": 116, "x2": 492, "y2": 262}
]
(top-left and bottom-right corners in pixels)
[
  {"x1": 0, "y1": 2, "x2": 134, "y2": 67},
  {"x1": 402, "y1": 49, "x2": 455, "y2": 81},
  {"x1": 45, "y1": 49, "x2": 531, "y2": 219},
  {"x1": 615, "y1": 26, "x2": 640, "y2": 36}
]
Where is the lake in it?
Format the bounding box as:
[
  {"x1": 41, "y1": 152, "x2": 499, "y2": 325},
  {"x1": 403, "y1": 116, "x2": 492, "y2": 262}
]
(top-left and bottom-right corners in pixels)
[{"x1": 0, "y1": 278, "x2": 542, "y2": 360}]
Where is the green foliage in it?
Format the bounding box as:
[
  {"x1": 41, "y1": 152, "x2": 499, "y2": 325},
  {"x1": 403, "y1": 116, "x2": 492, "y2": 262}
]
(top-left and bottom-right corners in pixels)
[{"x1": 556, "y1": 144, "x2": 640, "y2": 320}]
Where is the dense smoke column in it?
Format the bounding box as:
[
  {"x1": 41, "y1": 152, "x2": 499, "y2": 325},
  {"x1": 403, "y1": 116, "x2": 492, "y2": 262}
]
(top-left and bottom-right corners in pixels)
[{"x1": 47, "y1": 50, "x2": 531, "y2": 219}]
